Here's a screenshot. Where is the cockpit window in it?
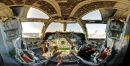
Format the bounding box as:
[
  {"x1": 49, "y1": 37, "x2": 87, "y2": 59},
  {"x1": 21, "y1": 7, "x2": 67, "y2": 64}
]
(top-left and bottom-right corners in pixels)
[
  {"x1": 86, "y1": 24, "x2": 106, "y2": 38},
  {"x1": 46, "y1": 22, "x2": 63, "y2": 32},
  {"x1": 22, "y1": 22, "x2": 44, "y2": 33},
  {"x1": 27, "y1": 7, "x2": 49, "y2": 19},
  {"x1": 22, "y1": 22, "x2": 44, "y2": 38},
  {"x1": 66, "y1": 23, "x2": 83, "y2": 33},
  {"x1": 81, "y1": 10, "x2": 102, "y2": 21}
]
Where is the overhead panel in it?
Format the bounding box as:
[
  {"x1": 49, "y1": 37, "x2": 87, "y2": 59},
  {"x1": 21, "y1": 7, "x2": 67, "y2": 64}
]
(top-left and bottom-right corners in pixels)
[
  {"x1": 0, "y1": 0, "x2": 14, "y2": 5},
  {"x1": 25, "y1": 0, "x2": 38, "y2": 5},
  {"x1": 73, "y1": 1, "x2": 117, "y2": 18},
  {"x1": 56, "y1": 0, "x2": 85, "y2": 20},
  {"x1": 56, "y1": 0, "x2": 68, "y2": 3},
  {"x1": 37, "y1": 1, "x2": 57, "y2": 15}
]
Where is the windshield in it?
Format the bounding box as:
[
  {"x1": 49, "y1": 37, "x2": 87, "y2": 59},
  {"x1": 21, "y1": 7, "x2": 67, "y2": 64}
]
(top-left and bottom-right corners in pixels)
[
  {"x1": 22, "y1": 22, "x2": 44, "y2": 38},
  {"x1": 46, "y1": 22, "x2": 83, "y2": 33},
  {"x1": 81, "y1": 10, "x2": 102, "y2": 21},
  {"x1": 66, "y1": 23, "x2": 83, "y2": 33},
  {"x1": 46, "y1": 22, "x2": 63, "y2": 32},
  {"x1": 86, "y1": 24, "x2": 106, "y2": 38},
  {"x1": 27, "y1": 7, "x2": 49, "y2": 19}
]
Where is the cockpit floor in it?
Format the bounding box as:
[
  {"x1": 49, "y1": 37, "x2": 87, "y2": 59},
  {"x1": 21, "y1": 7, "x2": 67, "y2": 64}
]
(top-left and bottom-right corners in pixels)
[
  {"x1": 50, "y1": 51, "x2": 78, "y2": 63},
  {"x1": 46, "y1": 62, "x2": 86, "y2": 66},
  {"x1": 32, "y1": 48, "x2": 48, "y2": 60}
]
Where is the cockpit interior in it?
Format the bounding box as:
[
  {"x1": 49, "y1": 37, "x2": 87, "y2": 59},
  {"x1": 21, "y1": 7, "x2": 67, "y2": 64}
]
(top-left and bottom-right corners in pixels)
[{"x1": 0, "y1": 0, "x2": 130, "y2": 66}]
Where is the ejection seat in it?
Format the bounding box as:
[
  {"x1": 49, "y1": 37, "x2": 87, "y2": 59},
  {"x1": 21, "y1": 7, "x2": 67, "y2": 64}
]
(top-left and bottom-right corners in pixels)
[
  {"x1": 0, "y1": 17, "x2": 41, "y2": 65},
  {"x1": 90, "y1": 19, "x2": 124, "y2": 64}
]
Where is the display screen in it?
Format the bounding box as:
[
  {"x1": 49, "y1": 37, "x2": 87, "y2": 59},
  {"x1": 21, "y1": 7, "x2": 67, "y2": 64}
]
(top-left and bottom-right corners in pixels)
[
  {"x1": 76, "y1": 35, "x2": 81, "y2": 40},
  {"x1": 61, "y1": 41, "x2": 64, "y2": 45},
  {"x1": 53, "y1": 41, "x2": 56, "y2": 44},
  {"x1": 48, "y1": 35, "x2": 54, "y2": 40},
  {"x1": 4, "y1": 29, "x2": 19, "y2": 39},
  {"x1": 58, "y1": 48, "x2": 70, "y2": 50}
]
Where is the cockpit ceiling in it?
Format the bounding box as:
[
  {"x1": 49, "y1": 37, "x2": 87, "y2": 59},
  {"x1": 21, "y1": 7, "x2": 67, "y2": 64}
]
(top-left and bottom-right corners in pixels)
[
  {"x1": 37, "y1": 1, "x2": 57, "y2": 15},
  {"x1": 0, "y1": 0, "x2": 130, "y2": 23},
  {"x1": 57, "y1": 0, "x2": 85, "y2": 18},
  {"x1": 73, "y1": 1, "x2": 117, "y2": 18}
]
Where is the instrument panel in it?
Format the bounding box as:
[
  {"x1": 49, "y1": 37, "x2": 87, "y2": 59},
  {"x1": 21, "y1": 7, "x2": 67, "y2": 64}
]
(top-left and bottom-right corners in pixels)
[
  {"x1": 44, "y1": 32, "x2": 85, "y2": 63},
  {"x1": 44, "y1": 32, "x2": 85, "y2": 50}
]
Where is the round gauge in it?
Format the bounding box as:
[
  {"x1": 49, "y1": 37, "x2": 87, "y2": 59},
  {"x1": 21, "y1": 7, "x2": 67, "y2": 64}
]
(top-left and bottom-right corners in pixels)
[
  {"x1": 76, "y1": 35, "x2": 81, "y2": 40},
  {"x1": 48, "y1": 35, "x2": 54, "y2": 40}
]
